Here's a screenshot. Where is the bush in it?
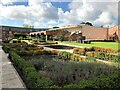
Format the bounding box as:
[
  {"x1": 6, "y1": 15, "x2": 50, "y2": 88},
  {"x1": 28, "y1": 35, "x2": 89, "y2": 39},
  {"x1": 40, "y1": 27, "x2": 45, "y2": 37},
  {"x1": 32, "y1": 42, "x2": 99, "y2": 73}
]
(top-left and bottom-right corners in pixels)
[
  {"x1": 34, "y1": 50, "x2": 52, "y2": 55},
  {"x1": 36, "y1": 46, "x2": 44, "y2": 50},
  {"x1": 86, "y1": 52, "x2": 94, "y2": 57},
  {"x1": 64, "y1": 70, "x2": 120, "y2": 88},
  {"x1": 9, "y1": 51, "x2": 53, "y2": 89},
  {"x1": 58, "y1": 51, "x2": 71, "y2": 60},
  {"x1": 2, "y1": 45, "x2": 10, "y2": 53},
  {"x1": 73, "y1": 48, "x2": 86, "y2": 55},
  {"x1": 86, "y1": 56, "x2": 96, "y2": 61},
  {"x1": 51, "y1": 50, "x2": 60, "y2": 55},
  {"x1": 97, "y1": 52, "x2": 105, "y2": 60}
]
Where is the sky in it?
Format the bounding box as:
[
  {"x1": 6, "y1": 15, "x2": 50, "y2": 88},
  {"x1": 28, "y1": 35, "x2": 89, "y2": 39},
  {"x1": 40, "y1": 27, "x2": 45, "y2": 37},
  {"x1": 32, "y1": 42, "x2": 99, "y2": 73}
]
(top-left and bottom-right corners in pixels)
[{"x1": 0, "y1": 0, "x2": 119, "y2": 28}]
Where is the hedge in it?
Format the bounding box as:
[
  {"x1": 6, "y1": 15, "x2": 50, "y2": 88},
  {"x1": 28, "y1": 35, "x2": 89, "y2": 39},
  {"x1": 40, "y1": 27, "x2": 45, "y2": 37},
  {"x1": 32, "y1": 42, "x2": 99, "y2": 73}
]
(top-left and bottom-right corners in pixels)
[
  {"x1": 73, "y1": 47, "x2": 118, "y2": 54},
  {"x1": 58, "y1": 51, "x2": 72, "y2": 60},
  {"x1": 96, "y1": 52, "x2": 120, "y2": 62},
  {"x1": 9, "y1": 51, "x2": 53, "y2": 89},
  {"x1": 58, "y1": 51, "x2": 86, "y2": 62},
  {"x1": 64, "y1": 70, "x2": 120, "y2": 88},
  {"x1": 2, "y1": 45, "x2": 10, "y2": 53},
  {"x1": 73, "y1": 47, "x2": 119, "y2": 62}
]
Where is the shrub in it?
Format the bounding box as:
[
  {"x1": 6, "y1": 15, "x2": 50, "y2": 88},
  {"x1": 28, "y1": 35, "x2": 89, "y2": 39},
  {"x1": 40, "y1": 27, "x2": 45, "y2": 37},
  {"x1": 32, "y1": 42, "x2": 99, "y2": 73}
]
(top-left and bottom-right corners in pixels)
[
  {"x1": 18, "y1": 50, "x2": 34, "y2": 56},
  {"x1": 64, "y1": 70, "x2": 120, "y2": 88},
  {"x1": 86, "y1": 52, "x2": 94, "y2": 57},
  {"x1": 36, "y1": 46, "x2": 44, "y2": 50},
  {"x1": 2, "y1": 45, "x2": 10, "y2": 53},
  {"x1": 73, "y1": 48, "x2": 81, "y2": 54},
  {"x1": 9, "y1": 51, "x2": 53, "y2": 89},
  {"x1": 51, "y1": 50, "x2": 60, "y2": 55},
  {"x1": 87, "y1": 52, "x2": 120, "y2": 62},
  {"x1": 97, "y1": 52, "x2": 105, "y2": 60},
  {"x1": 34, "y1": 50, "x2": 52, "y2": 55},
  {"x1": 86, "y1": 56, "x2": 96, "y2": 61},
  {"x1": 58, "y1": 51, "x2": 71, "y2": 60},
  {"x1": 73, "y1": 48, "x2": 86, "y2": 55}
]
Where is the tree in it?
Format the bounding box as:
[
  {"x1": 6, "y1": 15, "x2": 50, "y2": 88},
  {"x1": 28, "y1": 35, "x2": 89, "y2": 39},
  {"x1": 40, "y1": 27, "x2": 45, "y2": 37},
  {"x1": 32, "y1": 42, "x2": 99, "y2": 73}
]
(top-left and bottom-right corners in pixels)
[
  {"x1": 79, "y1": 36, "x2": 86, "y2": 43},
  {"x1": 14, "y1": 33, "x2": 27, "y2": 39},
  {"x1": 23, "y1": 24, "x2": 34, "y2": 28},
  {"x1": 80, "y1": 22, "x2": 93, "y2": 26},
  {"x1": 80, "y1": 22, "x2": 86, "y2": 24},
  {"x1": 59, "y1": 35, "x2": 65, "y2": 42},
  {"x1": 85, "y1": 22, "x2": 93, "y2": 26},
  {"x1": 53, "y1": 27, "x2": 59, "y2": 28}
]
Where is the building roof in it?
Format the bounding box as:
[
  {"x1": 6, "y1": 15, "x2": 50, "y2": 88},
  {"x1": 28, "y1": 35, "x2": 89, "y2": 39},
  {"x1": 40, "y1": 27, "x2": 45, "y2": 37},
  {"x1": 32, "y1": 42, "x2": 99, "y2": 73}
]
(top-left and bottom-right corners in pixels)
[
  {"x1": 49, "y1": 25, "x2": 82, "y2": 31},
  {"x1": 0, "y1": 25, "x2": 50, "y2": 30},
  {"x1": 0, "y1": 25, "x2": 50, "y2": 32},
  {"x1": 49, "y1": 25, "x2": 108, "y2": 31}
]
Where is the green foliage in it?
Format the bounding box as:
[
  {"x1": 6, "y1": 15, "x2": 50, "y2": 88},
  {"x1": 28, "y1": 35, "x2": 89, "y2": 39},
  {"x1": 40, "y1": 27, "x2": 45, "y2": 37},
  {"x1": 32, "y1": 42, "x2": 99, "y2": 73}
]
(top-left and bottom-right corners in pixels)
[
  {"x1": 86, "y1": 56, "x2": 96, "y2": 61},
  {"x1": 59, "y1": 35, "x2": 65, "y2": 42},
  {"x1": 27, "y1": 55, "x2": 117, "y2": 87},
  {"x1": 96, "y1": 52, "x2": 120, "y2": 62},
  {"x1": 58, "y1": 51, "x2": 71, "y2": 60},
  {"x1": 64, "y1": 70, "x2": 120, "y2": 88},
  {"x1": 2, "y1": 45, "x2": 10, "y2": 53},
  {"x1": 9, "y1": 51, "x2": 53, "y2": 89},
  {"x1": 23, "y1": 24, "x2": 34, "y2": 28},
  {"x1": 14, "y1": 33, "x2": 27, "y2": 39}
]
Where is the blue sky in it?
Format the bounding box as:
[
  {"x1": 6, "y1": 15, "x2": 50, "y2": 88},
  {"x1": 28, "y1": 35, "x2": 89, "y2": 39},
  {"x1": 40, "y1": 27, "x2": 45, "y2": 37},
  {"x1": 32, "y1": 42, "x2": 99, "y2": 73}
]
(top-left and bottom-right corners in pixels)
[{"x1": 0, "y1": 0, "x2": 118, "y2": 28}]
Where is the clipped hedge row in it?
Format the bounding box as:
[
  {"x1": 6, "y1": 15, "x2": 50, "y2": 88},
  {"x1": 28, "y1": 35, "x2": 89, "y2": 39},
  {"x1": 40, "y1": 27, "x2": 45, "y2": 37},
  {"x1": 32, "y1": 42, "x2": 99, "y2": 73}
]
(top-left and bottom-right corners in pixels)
[
  {"x1": 96, "y1": 52, "x2": 120, "y2": 62},
  {"x1": 64, "y1": 70, "x2": 120, "y2": 88},
  {"x1": 58, "y1": 51, "x2": 95, "y2": 62},
  {"x1": 59, "y1": 51, "x2": 120, "y2": 62},
  {"x1": 73, "y1": 47, "x2": 118, "y2": 54},
  {"x1": 86, "y1": 51, "x2": 120, "y2": 62},
  {"x1": 2, "y1": 45, "x2": 10, "y2": 53},
  {"x1": 9, "y1": 51, "x2": 53, "y2": 89},
  {"x1": 73, "y1": 48, "x2": 86, "y2": 55},
  {"x1": 93, "y1": 47, "x2": 118, "y2": 53},
  {"x1": 17, "y1": 49, "x2": 52, "y2": 56},
  {"x1": 2, "y1": 43, "x2": 28, "y2": 47},
  {"x1": 58, "y1": 51, "x2": 72, "y2": 60},
  {"x1": 70, "y1": 54, "x2": 86, "y2": 62}
]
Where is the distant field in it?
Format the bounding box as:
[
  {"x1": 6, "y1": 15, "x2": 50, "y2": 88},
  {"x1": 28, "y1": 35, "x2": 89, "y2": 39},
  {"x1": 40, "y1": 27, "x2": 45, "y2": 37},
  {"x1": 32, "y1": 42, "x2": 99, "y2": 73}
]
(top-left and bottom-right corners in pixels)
[{"x1": 60, "y1": 41, "x2": 119, "y2": 50}]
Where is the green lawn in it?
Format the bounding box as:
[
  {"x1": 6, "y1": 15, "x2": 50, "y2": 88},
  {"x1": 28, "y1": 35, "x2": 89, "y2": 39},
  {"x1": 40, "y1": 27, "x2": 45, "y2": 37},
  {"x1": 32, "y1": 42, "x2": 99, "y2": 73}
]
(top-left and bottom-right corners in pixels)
[{"x1": 60, "y1": 41, "x2": 119, "y2": 50}]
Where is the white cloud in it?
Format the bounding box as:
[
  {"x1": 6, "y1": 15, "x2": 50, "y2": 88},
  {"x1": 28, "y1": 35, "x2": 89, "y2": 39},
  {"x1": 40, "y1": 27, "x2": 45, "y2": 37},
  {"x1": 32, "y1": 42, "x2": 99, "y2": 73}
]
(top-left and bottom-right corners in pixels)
[
  {"x1": 0, "y1": 1, "x2": 59, "y2": 27},
  {"x1": 0, "y1": 5, "x2": 29, "y2": 20},
  {"x1": 0, "y1": 0, "x2": 22, "y2": 5},
  {"x1": 0, "y1": 0, "x2": 118, "y2": 28},
  {"x1": 28, "y1": 0, "x2": 44, "y2": 6},
  {"x1": 47, "y1": 20, "x2": 58, "y2": 24},
  {"x1": 94, "y1": 12, "x2": 112, "y2": 24},
  {"x1": 0, "y1": 0, "x2": 13, "y2": 4},
  {"x1": 58, "y1": 1, "x2": 118, "y2": 27}
]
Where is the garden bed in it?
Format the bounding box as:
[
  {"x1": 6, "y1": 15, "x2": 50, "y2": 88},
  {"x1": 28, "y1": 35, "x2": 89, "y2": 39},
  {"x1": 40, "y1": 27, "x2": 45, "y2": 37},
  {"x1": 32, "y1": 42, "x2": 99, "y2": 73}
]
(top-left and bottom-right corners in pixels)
[
  {"x1": 23, "y1": 55, "x2": 117, "y2": 87},
  {"x1": 2, "y1": 43, "x2": 120, "y2": 88}
]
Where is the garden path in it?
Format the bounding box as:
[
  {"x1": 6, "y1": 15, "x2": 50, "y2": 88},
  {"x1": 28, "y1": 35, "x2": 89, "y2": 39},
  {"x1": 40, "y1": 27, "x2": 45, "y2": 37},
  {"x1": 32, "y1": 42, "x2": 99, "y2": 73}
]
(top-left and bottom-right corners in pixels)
[{"x1": 0, "y1": 46, "x2": 26, "y2": 89}]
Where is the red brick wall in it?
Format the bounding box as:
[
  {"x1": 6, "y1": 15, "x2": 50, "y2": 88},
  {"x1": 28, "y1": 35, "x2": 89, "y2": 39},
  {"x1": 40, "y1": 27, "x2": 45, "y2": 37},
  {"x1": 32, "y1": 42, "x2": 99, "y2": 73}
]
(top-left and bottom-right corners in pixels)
[
  {"x1": 82, "y1": 26, "x2": 108, "y2": 40},
  {"x1": 109, "y1": 26, "x2": 119, "y2": 40}
]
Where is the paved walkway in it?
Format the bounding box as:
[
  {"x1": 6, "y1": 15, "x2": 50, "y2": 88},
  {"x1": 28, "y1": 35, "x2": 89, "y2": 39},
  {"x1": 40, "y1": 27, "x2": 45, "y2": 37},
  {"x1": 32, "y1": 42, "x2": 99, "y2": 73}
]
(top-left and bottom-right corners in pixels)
[
  {"x1": 38, "y1": 44, "x2": 73, "y2": 53},
  {"x1": 0, "y1": 46, "x2": 26, "y2": 89},
  {"x1": 58, "y1": 42, "x2": 84, "y2": 48}
]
